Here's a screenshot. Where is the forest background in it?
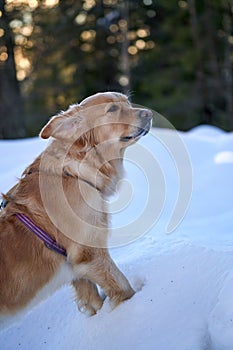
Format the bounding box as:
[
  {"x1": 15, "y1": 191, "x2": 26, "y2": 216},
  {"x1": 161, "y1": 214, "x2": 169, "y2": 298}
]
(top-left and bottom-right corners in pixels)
[{"x1": 0, "y1": 0, "x2": 232, "y2": 138}]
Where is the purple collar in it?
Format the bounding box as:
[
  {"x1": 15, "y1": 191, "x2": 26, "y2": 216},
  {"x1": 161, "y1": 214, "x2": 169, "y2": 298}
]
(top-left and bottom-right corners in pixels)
[{"x1": 15, "y1": 213, "x2": 67, "y2": 257}]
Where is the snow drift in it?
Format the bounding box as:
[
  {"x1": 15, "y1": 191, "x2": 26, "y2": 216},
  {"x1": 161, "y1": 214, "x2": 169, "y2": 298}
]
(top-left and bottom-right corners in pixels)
[{"x1": 0, "y1": 125, "x2": 233, "y2": 350}]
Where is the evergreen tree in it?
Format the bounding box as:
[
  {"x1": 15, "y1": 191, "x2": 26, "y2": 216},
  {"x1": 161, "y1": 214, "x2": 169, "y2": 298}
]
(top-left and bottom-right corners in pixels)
[
  {"x1": 0, "y1": 0, "x2": 25, "y2": 138},
  {"x1": 1, "y1": 0, "x2": 232, "y2": 135}
]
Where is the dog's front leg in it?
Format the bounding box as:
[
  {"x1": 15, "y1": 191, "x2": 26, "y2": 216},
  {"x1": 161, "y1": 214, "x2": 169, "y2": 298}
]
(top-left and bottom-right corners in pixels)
[{"x1": 73, "y1": 249, "x2": 135, "y2": 308}]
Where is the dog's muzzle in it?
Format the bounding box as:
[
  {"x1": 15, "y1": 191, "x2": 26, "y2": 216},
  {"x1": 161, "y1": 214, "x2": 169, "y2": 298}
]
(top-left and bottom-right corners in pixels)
[{"x1": 120, "y1": 109, "x2": 153, "y2": 142}]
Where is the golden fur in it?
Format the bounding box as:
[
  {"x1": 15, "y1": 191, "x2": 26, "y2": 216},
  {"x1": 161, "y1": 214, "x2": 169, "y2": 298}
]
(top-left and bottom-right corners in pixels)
[{"x1": 0, "y1": 92, "x2": 152, "y2": 320}]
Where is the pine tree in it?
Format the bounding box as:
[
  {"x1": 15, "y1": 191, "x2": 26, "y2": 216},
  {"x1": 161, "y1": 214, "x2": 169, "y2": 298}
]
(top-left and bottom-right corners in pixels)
[{"x1": 0, "y1": 0, "x2": 25, "y2": 138}]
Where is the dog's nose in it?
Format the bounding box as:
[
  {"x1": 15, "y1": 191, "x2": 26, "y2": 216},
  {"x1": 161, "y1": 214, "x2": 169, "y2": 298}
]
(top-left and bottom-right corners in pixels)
[{"x1": 138, "y1": 109, "x2": 153, "y2": 119}]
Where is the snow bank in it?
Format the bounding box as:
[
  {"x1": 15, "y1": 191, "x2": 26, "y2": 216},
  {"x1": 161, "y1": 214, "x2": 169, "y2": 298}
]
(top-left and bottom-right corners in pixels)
[{"x1": 0, "y1": 126, "x2": 233, "y2": 350}]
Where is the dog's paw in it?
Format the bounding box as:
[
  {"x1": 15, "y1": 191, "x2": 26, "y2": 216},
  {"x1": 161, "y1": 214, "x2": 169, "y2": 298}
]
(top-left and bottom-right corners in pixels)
[
  {"x1": 73, "y1": 279, "x2": 104, "y2": 316},
  {"x1": 110, "y1": 286, "x2": 135, "y2": 309},
  {"x1": 110, "y1": 276, "x2": 145, "y2": 308},
  {"x1": 77, "y1": 297, "x2": 103, "y2": 316}
]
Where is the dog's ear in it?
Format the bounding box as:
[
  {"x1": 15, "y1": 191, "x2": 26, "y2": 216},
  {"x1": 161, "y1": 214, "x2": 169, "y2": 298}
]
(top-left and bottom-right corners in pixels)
[{"x1": 40, "y1": 115, "x2": 81, "y2": 140}]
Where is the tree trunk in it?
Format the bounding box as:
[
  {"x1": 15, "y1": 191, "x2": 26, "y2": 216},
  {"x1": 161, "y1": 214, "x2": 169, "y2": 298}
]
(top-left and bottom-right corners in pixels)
[
  {"x1": 187, "y1": 0, "x2": 212, "y2": 124},
  {"x1": 204, "y1": 0, "x2": 222, "y2": 100},
  {"x1": 118, "y1": 0, "x2": 131, "y2": 94},
  {"x1": 222, "y1": 0, "x2": 233, "y2": 130},
  {"x1": 0, "y1": 0, "x2": 26, "y2": 139}
]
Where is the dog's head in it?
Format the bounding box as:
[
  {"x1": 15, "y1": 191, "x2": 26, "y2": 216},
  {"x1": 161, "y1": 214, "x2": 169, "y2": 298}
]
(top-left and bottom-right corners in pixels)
[{"x1": 40, "y1": 92, "x2": 152, "y2": 150}]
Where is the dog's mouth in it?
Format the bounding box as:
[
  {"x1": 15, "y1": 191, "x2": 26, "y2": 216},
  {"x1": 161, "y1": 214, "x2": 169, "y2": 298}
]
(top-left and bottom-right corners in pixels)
[{"x1": 120, "y1": 119, "x2": 152, "y2": 142}]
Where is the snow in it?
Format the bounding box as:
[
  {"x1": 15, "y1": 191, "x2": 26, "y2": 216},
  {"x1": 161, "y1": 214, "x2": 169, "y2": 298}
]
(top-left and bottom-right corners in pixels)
[{"x1": 0, "y1": 125, "x2": 233, "y2": 350}]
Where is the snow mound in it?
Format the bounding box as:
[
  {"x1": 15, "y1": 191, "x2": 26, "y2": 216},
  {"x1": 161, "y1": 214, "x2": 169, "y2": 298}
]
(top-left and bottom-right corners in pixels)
[
  {"x1": 0, "y1": 125, "x2": 233, "y2": 350},
  {"x1": 208, "y1": 268, "x2": 233, "y2": 350}
]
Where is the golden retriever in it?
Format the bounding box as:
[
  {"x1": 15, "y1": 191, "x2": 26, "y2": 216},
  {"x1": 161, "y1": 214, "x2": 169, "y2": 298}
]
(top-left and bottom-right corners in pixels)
[{"x1": 0, "y1": 92, "x2": 152, "y2": 322}]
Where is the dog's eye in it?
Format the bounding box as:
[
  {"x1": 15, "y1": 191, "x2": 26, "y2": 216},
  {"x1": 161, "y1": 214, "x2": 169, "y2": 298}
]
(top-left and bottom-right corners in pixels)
[{"x1": 107, "y1": 104, "x2": 119, "y2": 113}]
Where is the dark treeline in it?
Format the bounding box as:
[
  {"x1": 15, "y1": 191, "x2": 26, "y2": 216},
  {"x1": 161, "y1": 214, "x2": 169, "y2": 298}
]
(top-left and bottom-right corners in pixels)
[{"x1": 0, "y1": 0, "x2": 232, "y2": 138}]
